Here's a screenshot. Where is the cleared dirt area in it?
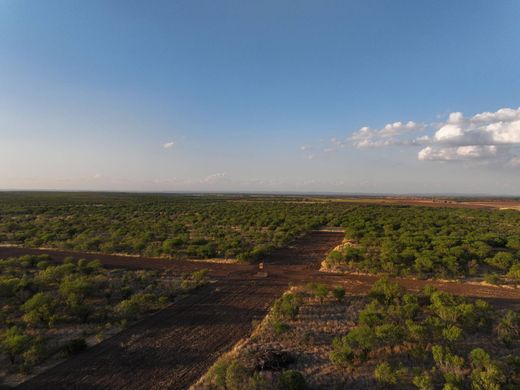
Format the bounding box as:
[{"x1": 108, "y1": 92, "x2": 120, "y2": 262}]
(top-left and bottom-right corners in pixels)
[
  {"x1": 17, "y1": 280, "x2": 288, "y2": 390},
  {"x1": 4, "y1": 230, "x2": 520, "y2": 389},
  {"x1": 13, "y1": 232, "x2": 343, "y2": 390}
]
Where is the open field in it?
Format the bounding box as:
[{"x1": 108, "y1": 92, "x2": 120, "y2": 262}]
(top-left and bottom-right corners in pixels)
[{"x1": 1, "y1": 194, "x2": 519, "y2": 389}]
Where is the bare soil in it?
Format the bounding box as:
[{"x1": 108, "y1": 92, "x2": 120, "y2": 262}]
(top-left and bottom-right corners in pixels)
[{"x1": 11, "y1": 232, "x2": 342, "y2": 390}]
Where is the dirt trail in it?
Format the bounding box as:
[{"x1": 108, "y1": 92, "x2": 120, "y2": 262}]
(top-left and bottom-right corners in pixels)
[
  {"x1": 0, "y1": 246, "x2": 255, "y2": 277},
  {"x1": 7, "y1": 230, "x2": 520, "y2": 389}
]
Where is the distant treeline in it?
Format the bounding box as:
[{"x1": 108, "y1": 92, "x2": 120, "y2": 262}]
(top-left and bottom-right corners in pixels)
[{"x1": 1, "y1": 193, "x2": 520, "y2": 279}]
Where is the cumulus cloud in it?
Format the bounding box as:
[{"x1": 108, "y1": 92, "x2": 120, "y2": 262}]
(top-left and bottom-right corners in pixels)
[
  {"x1": 418, "y1": 145, "x2": 497, "y2": 161},
  {"x1": 349, "y1": 106, "x2": 520, "y2": 167},
  {"x1": 351, "y1": 121, "x2": 424, "y2": 148},
  {"x1": 163, "y1": 141, "x2": 175, "y2": 149},
  {"x1": 431, "y1": 108, "x2": 520, "y2": 146},
  {"x1": 417, "y1": 107, "x2": 520, "y2": 164}
]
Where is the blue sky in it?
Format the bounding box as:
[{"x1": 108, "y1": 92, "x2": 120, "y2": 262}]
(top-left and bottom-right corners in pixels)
[{"x1": 1, "y1": 0, "x2": 520, "y2": 194}]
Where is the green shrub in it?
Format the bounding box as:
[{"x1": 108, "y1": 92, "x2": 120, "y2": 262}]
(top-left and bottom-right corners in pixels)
[
  {"x1": 346, "y1": 325, "x2": 375, "y2": 359},
  {"x1": 36, "y1": 260, "x2": 49, "y2": 269},
  {"x1": 484, "y1": 273, "x2": 500, "y2": 285},
  {"x1": 22, "y1": 341, "x2": 46, "y2": 368},
  {"x1": 22, "y1": 292, "x2": 57, "y2": 328},
  {"x1": 442, "y1": 325, "x2": 462, "y2": 342},
  {"x1": 273, "y1": 321, "x2": 290, "y2": 334},
  {"x1": 507, "y1": 264, "x2": 520, "y2": 279},
  {"x1": 432, "y1": 345, "x2": 465, "y2": 385},
  {"x1": 329, "y1": 336, "x2": 354, "y2": 366},
  {"x1": 115, "y1": 293, "x2": 156, "y2": 321},
  {"x1": 212, "y1": 359, "x2": 231, "y2": 388},
  {"x1": 225, "y1": 360, "x2": 249, "y2": 390},
  {"x1": 369, "y1": 277, "x2": 404, "y2": 305},
  {"x1": 469, "y1": 348, "x2": 505, "y2": 390},
  {"x1": 311, "y1": 284, "x2": 328, "y2": 303},
  {"x1": 359, "y1": 300, "x2": 384, "y2": 327},
  {"x1": 191, "y1": 269, "x2": 209, "y2": 287},
  {"x1": 332, "y1": 286, "x2": 345, "y2": 302},
  {"x1": 487, "y1": 252, "x2": 513, "y2": 271},
  {"x1": 495, "y1": 310, "x2": 520, "y2": 347},
  {"x1": 405, "y1": 320, "x2": 427, "y2": 344},
  {"x1": 374, "y1": 362, "x2": 398, "y2": 385},
  {"x1": 413, "y1": 371, "x2": 434, "y2": 390},
  {"x1": 277, "y1": 370, "x2": 306, "y2": 390},
  {"x1": 375, "y1": 323, "x2": 403, "y2": 347},
  {"x1": 272, "y1": 293, "x2": 302, "y2": 321},
  {"x1": 0, "y1": 277, "x2": 19, "y2": 298},
  {"x1": 1, "y1": 326, "x2": 30, "y2": 364}
]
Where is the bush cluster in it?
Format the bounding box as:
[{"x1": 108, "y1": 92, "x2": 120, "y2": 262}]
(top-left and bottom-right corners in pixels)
[
  {"x1": 0, "y1": 255, "x2": 208, "y2": 376},
  {"x1": 329, "y1": 278, "x2": 520, "y2": 388}
]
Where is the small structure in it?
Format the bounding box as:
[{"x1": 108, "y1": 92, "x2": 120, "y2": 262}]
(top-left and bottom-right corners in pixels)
[{"x1": 255, "y1": 262, "x2": 268, "y2": 278}]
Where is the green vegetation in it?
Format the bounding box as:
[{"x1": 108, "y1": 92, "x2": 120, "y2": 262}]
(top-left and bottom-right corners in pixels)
[
  {"x1": 324, "y1": 206, "x2": 520, "y2": 279},
  {"x1": 328, "y1": 279, "x2": 520, "y2": 388},
  {"x1": 0, "y1": 254, "x2": 207, "y2": 381},
  {"x1": 2, "y1": 193, "x2": 520, "y2": 278},
  {"x1": 0, "y1": 193, "x2": 334, "y2": 261},
  {"x1": 200, "y1": 281, "x2": 520, "y2": 389},
  {"x1": 207, "y1": 356, "x2": 305, "y2": 390}
]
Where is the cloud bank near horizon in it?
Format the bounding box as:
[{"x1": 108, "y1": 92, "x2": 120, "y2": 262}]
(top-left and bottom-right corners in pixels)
[
  {"x1": 299, "y1": 106, "x2": 520, "y2": 168},
  {"x1": 347, "y1": 107, "x2": 520, "y2": 167}
]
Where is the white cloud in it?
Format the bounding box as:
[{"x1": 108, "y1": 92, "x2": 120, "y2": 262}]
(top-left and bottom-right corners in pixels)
[
  {"x1": 431, "y1": 107, "x2": 520, "y2": 146},
  {"x1": 418, "y1": 145, "x2": 497, "y2": 161},
  {"x1": 300, "y1": 145, "x2": 312, "y2": 151},
  {"x1": 163, "y1": 141, "x2": 175, "y2": 149},
  {"x1": 379, "y1": 121, "x2": 424, "y2": 137},
  {"x1": 434, "y1": 124, "x2": 463, "y2": 141},
  {"x1": 201, "y1": 172, "x2": 228, "y2": 184},
  {"x1": 350, "y1": 106, "x2": 520, "y2": 167},
  {"x1": 351, "y1": 121, "x2": 424, "y2": 148},
  {"x1": 421, "y1": 107, "x2": 520, "y2": 164}
]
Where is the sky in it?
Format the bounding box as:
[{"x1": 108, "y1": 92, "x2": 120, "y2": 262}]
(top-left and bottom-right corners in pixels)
[{"x1": 1, "y1": 0, "x2": 520, "y2": 195}]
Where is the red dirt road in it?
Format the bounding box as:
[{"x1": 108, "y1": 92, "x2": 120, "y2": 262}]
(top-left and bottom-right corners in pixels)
[
  {"x1": 0, "y1": 246, "x2": 256, "y2": 277},
  {"x1": 4, "y1": 231, "x2": 520, "y2": 390}
]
